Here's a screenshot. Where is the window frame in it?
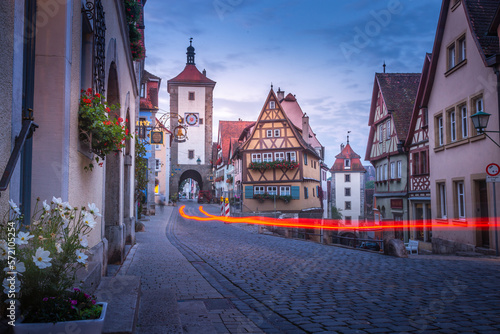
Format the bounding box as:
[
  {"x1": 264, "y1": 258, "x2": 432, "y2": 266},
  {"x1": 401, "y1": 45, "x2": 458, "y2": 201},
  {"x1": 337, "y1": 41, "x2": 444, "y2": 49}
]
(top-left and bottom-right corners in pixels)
[
  {"x1": 397, "y1": 161, "x2": 402, "y2": 179},
  {"x1": 254, "y1": 186, "x2": 265, "y2": 195},
  {"x1": 280, "y1": 186, "x2": 291, "y2": 196},
  {"x1": 456, "y1": 181, "x2": 465, "y2": 218},
  {"x1": 345, "y1": 201, "x2": 351, "y2": 210},
  {"x1": 437, "y1": 115, "x2": 444, "y2": 146},
  {"x1": 345, "y1": 174, "x2": 351, "y2": 182},
  {"x1": 267, "y1": 186, "x2": 277, "y2": 195},
  {"x1": 286, "y1": 151, "x2": 296, "y2": 162},
  {"x1": 449, "y1": 109, "x2": 457, "y2": 142},
  {"x1": 274, "y1": 129, "x2": 280, "y2": 137},
  {"x1": 266, "y1": 129, "x2": 273, "y2": 137},
  {"x1": 251, "y1": 153, "x2": 261, "y2": 163},
  {"x1": 274, "y1": 152, "x2": 285, "y2": 161},
  {"x1": 386, "y1": 119, "x2": 391, "y2": 140},
  {"x1": 390, "y1": 161, "x2": 395, "y2": 179},
  {"x1": 438, "y1": 182, "x2": 447, "y2": 219},
  {"x1": 345, "y1": 187, "x2": 351, "y2": 196},
  {"x1": 188, "y1": 150, "x2": 194, "y2": 160},
  {"x1": 188, "y1": 91, "x2": 195, "y2": 101},
  {"x1": 269, "y1": 101, "x2": 276, "y2": 109},
  {"x1": 263, "y1": 153, "x2": 273, "y2": 162},
  {"x1": 460, "y1": 104, "x2": 468, "y2": 139}
]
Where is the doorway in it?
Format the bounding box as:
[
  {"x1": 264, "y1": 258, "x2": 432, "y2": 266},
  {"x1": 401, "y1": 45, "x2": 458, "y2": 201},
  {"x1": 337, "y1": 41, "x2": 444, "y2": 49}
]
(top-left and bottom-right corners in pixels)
[{"x1": 475, "y1": 180, "x2": 489, "y2": 248}]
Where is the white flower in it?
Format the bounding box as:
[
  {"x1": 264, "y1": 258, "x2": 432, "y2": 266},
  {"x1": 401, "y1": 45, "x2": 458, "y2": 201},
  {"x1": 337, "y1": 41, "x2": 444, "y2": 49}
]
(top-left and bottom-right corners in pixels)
[
  {"x1": 2, "y1": 277, "x2": 20, "y2": 295},
  {"x1": 75, "y1": 250, "x2": 88, "y2": 264},
  {"x1": 32, "y1": 247, "x2": 52, "y2": 269},
  {"x1": 0, "y1": 241, "x2": 8, "y2": 260},
  {"x1": 63, "y1": 202, "x2": 73, "y2": 211},
  {"x1": 52, "y1": 196, "x2": 64, "y2": 209},
  {"x1": 82, "y1": 213, "x2": 96, "y2": 229},
  {"x1": 87, "y1": 203, "x2": 102, "y2": 217},
  {"x1": 55, "y1": 242, "x2": 63, "y2": 253},
  {"x1": 15, "y1": 231, "x2": 34, "y2": 245},
  {"x1": 78, "y1": 234, "x2": 88, "y2": 248},
  {"x1": 8, "y1": 199, "x2": 21, "y2": 215},
  {"x1": 4, "y1": 262, "x2": 26, "y2": 275},
  {"x1": 42, "y1": 200, "x2": 51, "y2": 212}
]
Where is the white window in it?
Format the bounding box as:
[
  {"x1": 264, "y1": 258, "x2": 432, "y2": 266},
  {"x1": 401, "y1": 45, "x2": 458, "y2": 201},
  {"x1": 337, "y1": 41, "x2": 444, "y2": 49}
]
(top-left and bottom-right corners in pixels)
[
  {"x1": 286, "y1": 152, "x2": 296, "y2": 162},
  {"x1": 476, "y1": 97, "x2": 483, "y2": 112},
  {"x1": 274, "y1": 152, "x2": 284, "y2": 161},
  {"x1": 461, "y1": 105, "x2": 468, "y2": 138},
  {"x1": 304, "y1": 153, "x2": 308, "y2": 165},
  {"x1": 155, "y1": 159, "x2": 161, "y2": 172},
  {"x1": 386, "y1": 120, "x2": 391, "y2": 140},
  {"x1": 438, "y1": 116, "x2": 444, "y2": 146},
  {"x1": 344, "y1": 159, "x2": 351, "y2": 169},
  {"x1": 263, "y1": 153, "x2": 273, "y2": 162},
  {"x1": 280, "y1": 186, "x2": 290, "y2": 196},
  {"x1": 397, "y1": 161, "x2": 402, "y2": 179},
  {"x1": 345, "y1": 174, "x2": 351, "y2": 182},
  {"x1": 251, "y1": 153, "x2": 261, "y2": 163},
  {"x1": 269, "y1": 101, "x2": 275, "y2": 109},
  {"x1": 140, "y1": 84, "x2": 146, "y2": 98},
  {"x1": 439, "y1": 183, "x2": 447, "y2": 218},
  {"x1": 449, "y1": 110, "x2": 456, "y2": 142},
  {"x1": 254, "y1": 186, "x2": 265, "y2": 194},
  {"x1": 379, "y1": 124, "x2": 384, "y2": 142},
  {"x1": 274, "y1": 129, "x2": 280, "y2": 137},
  {"x1": 266, "y1": 130, "x2": 273, "y2": 137},
  {"x1": 457, "y1": 181, "x2": 465, "y2": 218},
  {"x1": 390, "y1": 162, "x2": 395, "y2": 179},
  {"x1": 458, "y1": 36, "x2": 466, "y2": 63},
  {"x1": 448, "y1": 44, "x2": 456, "y2": 69},
  {"x1": 267, "y1": 186, "x2": 277, "y2": 195},
  {"x1": 384, "y1": 164, "x2": 388, "y2": 180}
]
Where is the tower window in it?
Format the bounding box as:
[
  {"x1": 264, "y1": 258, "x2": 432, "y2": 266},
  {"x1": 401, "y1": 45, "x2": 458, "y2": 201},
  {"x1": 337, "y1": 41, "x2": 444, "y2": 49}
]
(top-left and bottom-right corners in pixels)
[
  {"x1": 188, "y1": 150, "x2": 194, "y2": 159},
  {"x1": 269, "y1": 101, "x2": 275, "y2": 109},
  {"x1": 189, "y1": 92, "x2": 195, "y2": 100}
]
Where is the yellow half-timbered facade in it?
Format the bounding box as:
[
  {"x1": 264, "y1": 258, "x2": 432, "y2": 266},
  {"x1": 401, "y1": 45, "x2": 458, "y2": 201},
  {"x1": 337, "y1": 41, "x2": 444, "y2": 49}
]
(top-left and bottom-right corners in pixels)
[{"x1": 241, "y1": 89, "x2": 322, "y2": 216}]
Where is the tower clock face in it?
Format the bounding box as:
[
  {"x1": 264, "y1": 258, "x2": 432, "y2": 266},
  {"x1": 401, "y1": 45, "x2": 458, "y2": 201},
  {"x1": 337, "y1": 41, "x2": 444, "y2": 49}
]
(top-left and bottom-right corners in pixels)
[{"x1": 185, "y1": 113, "x2": 199, "y2": 126}]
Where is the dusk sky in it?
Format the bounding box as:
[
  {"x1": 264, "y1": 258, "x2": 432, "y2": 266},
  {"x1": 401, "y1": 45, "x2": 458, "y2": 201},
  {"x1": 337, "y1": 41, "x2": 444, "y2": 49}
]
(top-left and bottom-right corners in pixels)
[{"x1": 144, "y1": 0, "x2": 443, "y2": 168}]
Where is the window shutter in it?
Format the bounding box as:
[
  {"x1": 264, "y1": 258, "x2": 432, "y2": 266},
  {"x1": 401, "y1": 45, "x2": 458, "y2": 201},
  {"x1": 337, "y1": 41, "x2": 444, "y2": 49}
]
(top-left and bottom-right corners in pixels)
[
  {"x1": 291, "y1": 186, "x2": 300, "y2": 199},
  {"x1": 245, "y1": 186, "x2": 253, "y2": 199}
]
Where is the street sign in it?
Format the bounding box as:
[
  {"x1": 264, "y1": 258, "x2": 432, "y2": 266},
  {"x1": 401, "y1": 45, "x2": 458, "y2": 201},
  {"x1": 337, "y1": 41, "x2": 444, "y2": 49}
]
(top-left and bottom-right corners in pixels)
[
  {"x1": 487, "y1": 176, "x2": 500, "y2": 183},
  {"x1": 486, "y1": 163, "x2": 500, "y2": 177}
]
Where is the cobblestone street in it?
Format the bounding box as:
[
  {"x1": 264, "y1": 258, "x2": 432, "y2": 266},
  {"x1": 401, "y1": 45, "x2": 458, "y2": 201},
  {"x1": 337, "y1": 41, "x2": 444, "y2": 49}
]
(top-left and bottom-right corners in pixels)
[{"x1": 170, "y1": 201, "x2": 500, "y2": 333}]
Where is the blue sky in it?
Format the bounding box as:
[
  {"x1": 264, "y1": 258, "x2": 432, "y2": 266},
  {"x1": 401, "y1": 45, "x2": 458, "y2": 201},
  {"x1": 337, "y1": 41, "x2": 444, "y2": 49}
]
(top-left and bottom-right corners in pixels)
[{"x1": 144, "y1": 0, "x2": 442, "y2": 168}]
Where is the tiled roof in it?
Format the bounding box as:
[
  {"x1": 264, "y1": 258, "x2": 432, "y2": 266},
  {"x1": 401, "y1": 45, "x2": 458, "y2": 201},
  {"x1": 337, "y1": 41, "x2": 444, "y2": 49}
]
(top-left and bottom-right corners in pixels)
[
  {"x1": 167, "y1": 64, "x2": 215, "y2": 85},
  {"x1": 280, "y1": 93, "x2": 322, "y2": 149},
  {"x1": 142, "y1": 69, "x2": 161, "y2": 84},
  {"x1": 331, "y1": 143, "x2": 366, "y2": 172},
  {"x1": 464, "y1": 0, "x2": 499, "y2": 59},
  {"x1": 218, "y1": 121, "x2": 255, "y2": 164},
  {"x1": 376, "y1": 73, "x2": 420, "y2": 141}
]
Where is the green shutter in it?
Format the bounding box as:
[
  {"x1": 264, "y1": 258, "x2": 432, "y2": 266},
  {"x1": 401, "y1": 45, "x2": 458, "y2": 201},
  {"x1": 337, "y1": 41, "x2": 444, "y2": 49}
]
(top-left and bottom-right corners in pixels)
[
  {"x1": 245, "y1": 186, "x2": 253, "y2": 199},
  {"x1": 291, "y1": 186, "x2": 300, "y2": 199}
]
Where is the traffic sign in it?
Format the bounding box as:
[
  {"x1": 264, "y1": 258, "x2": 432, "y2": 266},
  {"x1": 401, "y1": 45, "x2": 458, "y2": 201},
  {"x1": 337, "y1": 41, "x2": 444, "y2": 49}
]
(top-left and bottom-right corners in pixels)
[
  {"x1": 486, "y1": 163, "x2": 500, "y2": 177},
  {"x1": 487, "y1": 176, "x2": 500, "y2": 183}
]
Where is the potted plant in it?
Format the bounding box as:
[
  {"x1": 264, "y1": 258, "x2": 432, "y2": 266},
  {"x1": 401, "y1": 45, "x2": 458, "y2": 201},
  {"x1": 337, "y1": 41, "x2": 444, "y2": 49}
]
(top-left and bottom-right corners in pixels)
[
  {"x1": 78, "y1": 88, "x2": 132, "y2": 171},
  {"x1": 0, "y1": 198, "x2": 107, "y2": 332}
]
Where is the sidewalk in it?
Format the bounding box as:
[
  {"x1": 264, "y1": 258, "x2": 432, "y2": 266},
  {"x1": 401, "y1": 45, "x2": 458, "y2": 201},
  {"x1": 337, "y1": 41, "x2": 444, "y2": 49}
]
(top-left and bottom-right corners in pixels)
[{"x1": 100, "y1": 204, "x2": 263, "y2": 334}]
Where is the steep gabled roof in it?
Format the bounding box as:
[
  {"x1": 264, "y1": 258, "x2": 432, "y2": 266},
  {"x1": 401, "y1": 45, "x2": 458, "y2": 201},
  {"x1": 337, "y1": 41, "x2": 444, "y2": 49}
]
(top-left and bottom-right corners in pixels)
[
  {"x1": 280, "y1": 93, "x2": 322, "y2": 149},
  {"x1": 218, "y1": 120, "x2": 255, "y2": 165},
  {"x1": 241, "y1": 89, "x2": 321, "y2": 159},
  {"x1": 331, "y1": 143, "x2": 366, "y2": 172},
  {"x1": 376, "y1": 73, "x2": 420, "y2": 141},
  {"x1": 463, "y1": 0, "x2": 499, "y2": 61},
  {"x1": 167, "y1": 64, "x2": 215, "y2": 86},
  {"x1": 142, "y1": 69, "x2": 161, "y2": 84},
  {"x1": 406, "y1": 53, "x2": 432, "y2": 147}
]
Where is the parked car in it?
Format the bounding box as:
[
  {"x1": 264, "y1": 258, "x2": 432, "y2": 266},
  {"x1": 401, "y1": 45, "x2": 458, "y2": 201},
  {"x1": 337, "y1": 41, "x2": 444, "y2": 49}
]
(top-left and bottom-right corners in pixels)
[{"x1": 358, "y1": 241, "x2": 381, "y2": 251}]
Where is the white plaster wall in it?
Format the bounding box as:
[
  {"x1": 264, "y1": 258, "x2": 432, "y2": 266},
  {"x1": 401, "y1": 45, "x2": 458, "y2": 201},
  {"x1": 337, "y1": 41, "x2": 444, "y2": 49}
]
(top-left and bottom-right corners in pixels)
[
  {"x1": 334, "y1": 172, "x2": 363, "y2": 225},
  {"x1": 428, "y1": 3, "x2": 500, "y2": 248},
  {"x1": 177, "y1": 86, "x2": 206, "y2": 165}
]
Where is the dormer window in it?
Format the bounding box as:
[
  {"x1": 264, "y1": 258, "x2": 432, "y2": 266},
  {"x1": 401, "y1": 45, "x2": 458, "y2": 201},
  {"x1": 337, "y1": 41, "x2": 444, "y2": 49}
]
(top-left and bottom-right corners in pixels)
[{"x1": 344, "y1": 159, "x2": 351, "y2": 169}]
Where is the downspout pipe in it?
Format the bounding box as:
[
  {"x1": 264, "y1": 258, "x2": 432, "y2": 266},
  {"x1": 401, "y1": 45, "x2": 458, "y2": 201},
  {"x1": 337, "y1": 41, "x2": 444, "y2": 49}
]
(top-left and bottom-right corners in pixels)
[{"x1": 20, "y1": 0, "x2": 37, "y2": 222}]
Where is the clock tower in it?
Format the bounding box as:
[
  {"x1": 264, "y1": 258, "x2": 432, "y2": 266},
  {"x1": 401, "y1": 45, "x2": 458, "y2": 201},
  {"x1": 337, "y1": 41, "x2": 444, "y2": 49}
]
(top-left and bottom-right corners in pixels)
[{"x1": 167, "y1": 40, "x2": 216, "y2": 196}]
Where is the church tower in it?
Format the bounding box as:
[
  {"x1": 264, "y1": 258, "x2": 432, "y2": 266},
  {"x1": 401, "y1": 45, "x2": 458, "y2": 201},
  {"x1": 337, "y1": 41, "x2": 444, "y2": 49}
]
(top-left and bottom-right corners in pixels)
[{"x1": 167, "y1": 39, "x2": 216, "y2": 196}]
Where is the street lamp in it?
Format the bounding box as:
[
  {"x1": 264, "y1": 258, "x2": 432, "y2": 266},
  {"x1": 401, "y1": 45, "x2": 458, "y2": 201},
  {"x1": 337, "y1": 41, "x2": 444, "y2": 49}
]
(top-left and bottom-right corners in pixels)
[
  {"x1": 196, "y1": 157, "x2": 201, "y2": 165},
  {"x1": 470, "y1": 110, "x2": 500, "y2": 148}
]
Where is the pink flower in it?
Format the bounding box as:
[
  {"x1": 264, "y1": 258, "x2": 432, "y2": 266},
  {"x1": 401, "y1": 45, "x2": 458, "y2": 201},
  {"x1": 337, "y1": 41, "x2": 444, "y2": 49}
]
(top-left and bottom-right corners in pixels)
[
  {"x1": 71, "y1": 300, "x2": 78, "y2": 305},
  {"x1": 43, "y1": 297, "x2": 48, "y2": 301}
]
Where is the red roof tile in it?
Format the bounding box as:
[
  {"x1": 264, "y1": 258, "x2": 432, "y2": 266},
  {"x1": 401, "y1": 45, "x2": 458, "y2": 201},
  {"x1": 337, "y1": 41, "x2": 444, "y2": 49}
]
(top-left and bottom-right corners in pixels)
[
  {"x1": 376, "y1": 73, "x2": 420, "y2": 141},
  {"x1": 331, "y1": 143, "x2": 366, "y2": 172},
  {"x1": 218, "y1": 121, "x2": 255, "y2": 164},
  {"x1": 167, "y1": 64, "x2": 215, "y2": 85},
  {"x1": 464, "y1": 0, "x2": 499, "y2": 60}
]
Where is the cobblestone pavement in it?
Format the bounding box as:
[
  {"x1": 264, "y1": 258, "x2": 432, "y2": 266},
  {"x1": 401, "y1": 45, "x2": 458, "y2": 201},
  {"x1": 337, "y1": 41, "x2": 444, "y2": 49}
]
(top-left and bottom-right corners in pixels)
[{"x1": 171, "y1": 202, "x2": 500, "y2": 334}]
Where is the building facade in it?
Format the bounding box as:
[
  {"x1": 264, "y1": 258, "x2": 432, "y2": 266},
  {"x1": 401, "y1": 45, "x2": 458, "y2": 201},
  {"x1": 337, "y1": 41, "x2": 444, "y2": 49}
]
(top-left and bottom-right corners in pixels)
[{"x1": 168, "y1": 40, "x2": 215, "y2": 196}]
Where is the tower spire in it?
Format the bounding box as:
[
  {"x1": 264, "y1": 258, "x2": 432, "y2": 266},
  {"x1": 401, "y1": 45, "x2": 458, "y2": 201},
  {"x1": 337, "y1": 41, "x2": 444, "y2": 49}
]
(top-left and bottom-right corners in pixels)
[
  {"x1": 383, "y1": 61, "x2": 386, "y2": 73},
  {"x1": 186, "y1": 37, "x2": 195, "y2": 65},
  {"x1": 347, "y1": 131, "x2": 351, "y2": 144}
]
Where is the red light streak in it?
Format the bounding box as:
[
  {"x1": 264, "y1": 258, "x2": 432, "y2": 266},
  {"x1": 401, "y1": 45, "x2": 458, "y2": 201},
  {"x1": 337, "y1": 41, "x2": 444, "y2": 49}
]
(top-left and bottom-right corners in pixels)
[{"x1": 178, "y1": 206, "x2": 495, "y2": 231}]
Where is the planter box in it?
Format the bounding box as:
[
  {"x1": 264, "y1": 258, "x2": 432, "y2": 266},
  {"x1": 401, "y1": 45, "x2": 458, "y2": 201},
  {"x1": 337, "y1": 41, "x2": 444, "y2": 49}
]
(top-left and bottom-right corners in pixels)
[{"x1": 14, "y1": 302, "x2": 107, "y2": 334}]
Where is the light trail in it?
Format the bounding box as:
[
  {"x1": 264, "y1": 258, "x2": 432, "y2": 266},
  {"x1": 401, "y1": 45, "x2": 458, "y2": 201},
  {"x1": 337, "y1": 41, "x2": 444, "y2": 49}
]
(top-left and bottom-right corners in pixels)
[{"x1": 178, "y1": 205, "x2": 495, "y2": 230}]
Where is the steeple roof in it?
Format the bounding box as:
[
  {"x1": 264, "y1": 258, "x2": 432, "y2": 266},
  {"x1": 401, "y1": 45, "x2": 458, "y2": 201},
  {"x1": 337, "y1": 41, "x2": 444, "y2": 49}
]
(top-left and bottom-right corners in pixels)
[
  {"x1": 167, "y1": 40, "x2": 216, "y2": 87},
  {"x1": 331, "y1": 143, "x2": 366, "y2": 172}
]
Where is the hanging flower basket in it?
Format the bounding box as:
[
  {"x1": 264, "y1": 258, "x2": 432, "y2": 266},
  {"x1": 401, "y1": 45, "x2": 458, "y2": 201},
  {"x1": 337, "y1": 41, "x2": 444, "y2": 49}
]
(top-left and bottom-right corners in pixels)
[
  {"x1": 248, "y1": 160, "x2": 299, "y2": 170},
  {"x1": 78, "y1": 88, "x2": 132, "y2": 171}
]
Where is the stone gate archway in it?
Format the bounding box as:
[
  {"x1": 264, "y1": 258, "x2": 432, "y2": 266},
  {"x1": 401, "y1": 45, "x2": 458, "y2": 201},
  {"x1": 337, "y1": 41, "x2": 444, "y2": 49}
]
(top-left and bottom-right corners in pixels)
[{"x1": 178, "y1": 169, "x2": 203, "y2": 194}]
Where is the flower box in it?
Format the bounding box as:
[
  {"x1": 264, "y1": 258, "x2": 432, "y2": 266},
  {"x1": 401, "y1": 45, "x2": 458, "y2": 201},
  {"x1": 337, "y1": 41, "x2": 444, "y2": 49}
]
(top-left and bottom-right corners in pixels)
[{"x1": 14, "y1": 302, "x2": 107, "y2": 334}]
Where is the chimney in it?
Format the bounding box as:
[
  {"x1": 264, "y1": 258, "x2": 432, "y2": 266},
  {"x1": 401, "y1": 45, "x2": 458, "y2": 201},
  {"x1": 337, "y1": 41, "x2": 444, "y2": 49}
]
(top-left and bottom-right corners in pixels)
[
  {"x1": 302, "y1": 113, "x2": 309, "y2": 144},
  {"x1": 277, "y1": 87, "x2": 284, "y2": 101},
  {"x1": 202, "y1": 69, "x2": 207, "y2": 76}
]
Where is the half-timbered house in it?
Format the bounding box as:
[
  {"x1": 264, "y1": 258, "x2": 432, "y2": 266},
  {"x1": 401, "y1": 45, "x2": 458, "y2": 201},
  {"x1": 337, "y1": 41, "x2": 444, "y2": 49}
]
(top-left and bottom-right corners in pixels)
[
  {"x1": 365, "y1": 73, "x2": 420, "y2": 240},
  {"x1": 405, "y1": 54, "x2": 433, "y2": 250},
  {"x1": 241, "y1": 89, "x2": 322, "y2": 216}
]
